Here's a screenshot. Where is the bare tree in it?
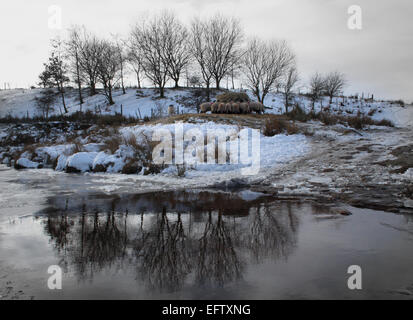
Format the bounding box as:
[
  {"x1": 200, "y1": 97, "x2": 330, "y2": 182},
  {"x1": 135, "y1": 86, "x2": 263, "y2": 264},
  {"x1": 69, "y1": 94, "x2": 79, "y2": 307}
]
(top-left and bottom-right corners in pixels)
[
  {"x1": 127, "y1": 48, "x2": 144, "y2": 89},
  {"x1": 281, "y1": 66, "x2": 299, "y2": 113},
  {"x1": 75, "y1": 27, "x2": 101, "y2": 96},
  {"x1": 35, "y1": 89, "x2": 57, "y2": 119},
  {"x1": 130, "y1": 14, "x2": 171, "y2": 98},
  {"x1": 204, "y1": 15, "x2": 243, "y2": 90},
  {"x1": 309, "y1": 72, "x2": 326, "y2": 111},
  {"x1": 243, "y1": 38, "x2": 295, "y2": 104},
  {"x1": 161, "y1": 13, "x2": 191, "y2": 88},
  {"x1": 96, "y1": 40, "x2": 122, "y2": 105},
  {"x1": 324, "y1": 71, "x2": 346, "y2": 105},
  {"x1": 113, "y1": 36, "x2": 127, "y2": 95},
  {"x1": 67, "y1": 27, "x2": 84, "y2": 106},
  {"x1": 189, "y1": 18, "x2": 214, "y2": 99}
]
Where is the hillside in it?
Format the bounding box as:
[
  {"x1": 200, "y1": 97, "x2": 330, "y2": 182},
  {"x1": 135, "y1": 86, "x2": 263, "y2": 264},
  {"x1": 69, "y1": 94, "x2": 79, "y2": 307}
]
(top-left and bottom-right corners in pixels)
[{"x1": 0, "y1": 87, "x2": 411, "y2": 127}]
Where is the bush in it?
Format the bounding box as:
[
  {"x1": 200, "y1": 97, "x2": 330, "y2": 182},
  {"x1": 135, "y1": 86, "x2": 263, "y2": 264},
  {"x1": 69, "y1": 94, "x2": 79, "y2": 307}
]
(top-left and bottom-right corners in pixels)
[
  {"x1": 316, "y1": 112, "x2": 338, "y2": 126},
  {"x1": 393, "y1": 99, "x2": 405, "y2": 106},
  {"x1": 0, "y1": 110, "x2": 140, "y2": 125},
  {"x1": 286, "y1": 104, "x2": 308, "y2": 122},
  {"x1": 216, "y1": 92, "x2": 250, "y2": 103},
  {"x1": 263, "y1": 118, "x2": 299, "y2": 136},
  {"x1": 103, "y1": 136, "x2": 122, "y2": 154}
]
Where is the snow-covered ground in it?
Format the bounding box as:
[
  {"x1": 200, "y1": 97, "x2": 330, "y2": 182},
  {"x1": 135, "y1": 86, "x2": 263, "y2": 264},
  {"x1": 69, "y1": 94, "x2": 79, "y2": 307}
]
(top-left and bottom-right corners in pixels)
[
  {"x1": 5, "y1": 121, "x2": 309, "y2": 180},
  {"x1": 0, "y1": 88, "x2": 195, "y2": 119},
  {"x1": 1, "y1": 87, "x2": 411, "y2": 127},
  {"x1": 0, "y1": 87, "x2": 412, "y2": 189}
]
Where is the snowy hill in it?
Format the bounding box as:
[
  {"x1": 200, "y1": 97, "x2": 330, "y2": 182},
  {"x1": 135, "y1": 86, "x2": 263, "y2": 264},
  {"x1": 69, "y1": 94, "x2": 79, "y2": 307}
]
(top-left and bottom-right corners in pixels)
[{"x1": 0, "y1": 87, "x2": 411, "y2": 127}]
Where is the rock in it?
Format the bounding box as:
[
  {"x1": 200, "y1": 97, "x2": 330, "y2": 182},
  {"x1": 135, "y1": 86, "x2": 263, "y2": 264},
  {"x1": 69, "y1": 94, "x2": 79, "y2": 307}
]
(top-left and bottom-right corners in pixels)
[
  {"x1": 403, "y1": 199, "x2": 413, "y2": 209},
  {"x1": 14, "y1": 158, "x2": 41, "y2": 169},
  {"x1": 332, "y1": 207, "x2": 352, "y2": 216},
  {"x1": 65, "y1": 152, "x2": 98, "y2": 173},
  {"x1": 214, "y1": 178, "x2": 249, "y2": 190},
  {"x1": 121, "y1": 162, "x2": 142, "y2": 174}
]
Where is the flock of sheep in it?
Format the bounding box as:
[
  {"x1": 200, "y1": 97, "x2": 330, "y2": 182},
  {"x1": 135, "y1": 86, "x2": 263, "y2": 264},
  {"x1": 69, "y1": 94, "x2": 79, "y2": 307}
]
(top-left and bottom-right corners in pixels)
[{"x1": 200, "y1": 101, "x2": 266, "y2": 114}]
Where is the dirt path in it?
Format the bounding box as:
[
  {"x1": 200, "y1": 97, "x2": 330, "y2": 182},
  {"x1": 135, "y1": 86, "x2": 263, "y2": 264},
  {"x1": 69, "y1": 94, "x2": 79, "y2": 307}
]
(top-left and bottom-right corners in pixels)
[{"x1": 251, "y1": 125, "x2": 413, "y2": 213}]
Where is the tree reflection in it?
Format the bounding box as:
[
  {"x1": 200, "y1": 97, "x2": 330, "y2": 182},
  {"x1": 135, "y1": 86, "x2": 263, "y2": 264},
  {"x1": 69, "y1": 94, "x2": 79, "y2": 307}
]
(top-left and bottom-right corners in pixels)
[
  {"x1": 134, "y1": 208, "x2": 193, "y2": 292},
  {"x1": 245, "y1": 203, "x2": 298, "y2": 263},
  {"x1": 44, "y1": 207, "x2": 129, "y2": 281},
  {"x1": 41, "y1": 192, "x2": 301, "y2": 292},
  {"x1": 196, "y1": 210, "x2": 243, "y2": 287}
]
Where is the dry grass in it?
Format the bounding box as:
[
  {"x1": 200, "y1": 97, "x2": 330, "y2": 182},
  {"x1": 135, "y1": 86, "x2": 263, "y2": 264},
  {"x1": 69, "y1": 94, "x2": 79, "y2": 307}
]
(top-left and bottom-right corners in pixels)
[
  {"x1": 262, "y1": 118, "x2": 299, "y2": 136},
  {"x1": 103, "y1": 136, "x2": 123, "y2": 154}
]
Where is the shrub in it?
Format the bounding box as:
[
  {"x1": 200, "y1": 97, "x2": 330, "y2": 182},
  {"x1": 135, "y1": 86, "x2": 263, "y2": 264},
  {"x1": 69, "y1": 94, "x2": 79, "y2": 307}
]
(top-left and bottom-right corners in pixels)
[
  {"x1": 375, "y1": 119, "x2": 394, "y2": 127},
  {"x1": 263, "y1": 118, "x2": 299, "y2": 136},
  {"x1": 368, "y1": 109, "x2": 377, "y2": 116},
  {"x1": 286, "y1": 104, "x2": 308, "y2": 122},
  {"x1": 286, "y1": 122, "x2": 299, "y2": 135},
  {"x1": 103, "y1": 136, "x2": 122, "y2": 154},
  {"x1": 394, "y1": 99, "x2": 405, "y2": 106},
  {"x1": 263, "y1": 118, "x2": 285, "y2": 136},
  {"x1": 121, "y1": 160, "x2": 142, "y2": 174},
  {"x1": 319, "y1": 113, "x2": 339, "y2": 126}
]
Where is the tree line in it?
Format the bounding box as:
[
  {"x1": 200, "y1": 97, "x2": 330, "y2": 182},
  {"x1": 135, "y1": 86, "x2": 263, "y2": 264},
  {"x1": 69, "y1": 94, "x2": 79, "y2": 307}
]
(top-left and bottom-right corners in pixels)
[{"x1": 38, "y1": 11, "x2": 346, "y2": 113}]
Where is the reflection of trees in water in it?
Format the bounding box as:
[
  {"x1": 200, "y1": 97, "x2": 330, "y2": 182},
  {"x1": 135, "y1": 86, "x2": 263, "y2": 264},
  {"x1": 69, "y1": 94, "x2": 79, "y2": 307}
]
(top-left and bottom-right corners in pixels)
[
  {"x1": 44, "y1": 206, "x2": 129, "y2": 281},
  {"x1": 73, "y1": 212, "x2": 128, "y2": 280},
  {"x1": 245, "y1": 203, "x2": 298, "y2": 263},
  {"x1": 196, "y1": 210, "x2": 243, "y2": 287},
  {"x1": 134, "y1": 208, "x2": 193, "y2": 292},
  {"x1": 42, "y1": 193, "x2": 301, "y2": 292}
]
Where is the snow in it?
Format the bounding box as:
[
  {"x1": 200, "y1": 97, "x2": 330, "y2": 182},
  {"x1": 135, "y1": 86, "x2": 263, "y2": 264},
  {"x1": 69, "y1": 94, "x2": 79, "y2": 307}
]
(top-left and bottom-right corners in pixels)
[
  {"x1": 16, "y1": 158, "x2": 39, "y2": 169},
  {"x1": 36, "y1": 144, "x2": 75, "y2": 161},
  {"x1": 403, "y1": 168, "x2": 413, "y2": 181},
  {"x1": 10, "y1": 120, "x2": 306, "y2": 177},
  {"x1": 0, "y1": 88, "x2": 194, "y2": 119},
  {"x1": 92, "y1": 151, "x2": 125, "y2": 173},
  {"x1": 65, "y1": 152, "x2": 99, "y2": 172},
  {"x1": 55, "y1": 155, "x2": 69, "y2": 171},
  {"x1": 122, "y1": 122, "x2": 309, "y2": 176},
  {"x1": 1, "y1": 88, "x2": 411, "y2": 128}
]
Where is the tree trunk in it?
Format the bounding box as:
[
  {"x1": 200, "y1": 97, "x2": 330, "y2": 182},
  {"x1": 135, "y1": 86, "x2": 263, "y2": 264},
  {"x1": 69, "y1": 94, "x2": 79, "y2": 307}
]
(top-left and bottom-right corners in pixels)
[
  {"x1": 261, "y1": 91, "x2": 266, "y2": 105},
  {"x1": 90, "y1": 81, "x2": 96, "y2": 96},
  {"x1": 59, "y1": 83, "x2": 68, "y2": 113},
  {"x1": 159, "y1": 86, "x2": 165, "y2": 98},
  {"x1": 109, "y1": 89, "x2": 114, "y2": 105},
  {"x1": 75, "y1": 50, "x2": 83, "y2": 105},
  {"x1": 120, "y1": 67, "x2": 126, "y2": 95},
  {"x1": 206, "y1": 82, "x2": 210, "y2": 101},
  {"x1": 174, "y1": 79, "x2": 179, "y2": 88},
  {"x1": 285, "y1": 95, "x2": 289, "y2": 114},
  {"x1": 135, "y1": 71, "x2": 141, "y2": 89},
  {"x1": 215, "y1": 77, "x2": 220, "y2": 90}
]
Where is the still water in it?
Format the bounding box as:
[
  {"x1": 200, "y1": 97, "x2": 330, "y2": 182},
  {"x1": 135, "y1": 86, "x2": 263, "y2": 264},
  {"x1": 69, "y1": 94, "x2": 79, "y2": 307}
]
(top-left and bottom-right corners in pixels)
[{"x1": 0, "y1": 168, "x2": 413, "y2": 299}]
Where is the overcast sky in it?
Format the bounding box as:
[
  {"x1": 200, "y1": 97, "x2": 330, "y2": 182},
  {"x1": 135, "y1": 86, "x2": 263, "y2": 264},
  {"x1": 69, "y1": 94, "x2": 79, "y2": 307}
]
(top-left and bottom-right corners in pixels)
[{"x1": 1, "y1": 0, "x2": 412, "y2": 101}]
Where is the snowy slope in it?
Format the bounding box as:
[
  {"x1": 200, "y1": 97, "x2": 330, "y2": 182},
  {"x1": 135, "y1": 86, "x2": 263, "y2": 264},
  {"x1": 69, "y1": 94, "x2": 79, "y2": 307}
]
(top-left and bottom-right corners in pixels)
[{"x1": 0, "y1": 87, "x2": 411, "y2": 127}]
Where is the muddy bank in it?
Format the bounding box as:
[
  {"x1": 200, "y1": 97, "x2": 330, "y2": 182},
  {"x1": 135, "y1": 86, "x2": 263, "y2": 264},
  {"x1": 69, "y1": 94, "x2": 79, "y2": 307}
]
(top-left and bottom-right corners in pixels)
[{"x1": 250, "y1": 126, "x2": 413, "y2": 214}]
